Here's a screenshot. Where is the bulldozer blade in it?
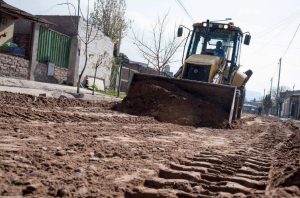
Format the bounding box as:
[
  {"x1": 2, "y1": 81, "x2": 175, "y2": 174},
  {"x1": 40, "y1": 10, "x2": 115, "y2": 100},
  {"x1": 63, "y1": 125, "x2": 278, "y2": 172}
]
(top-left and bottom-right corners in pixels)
[{"x1": 125, "y1": 73, "x2": 237, "y2": 125}]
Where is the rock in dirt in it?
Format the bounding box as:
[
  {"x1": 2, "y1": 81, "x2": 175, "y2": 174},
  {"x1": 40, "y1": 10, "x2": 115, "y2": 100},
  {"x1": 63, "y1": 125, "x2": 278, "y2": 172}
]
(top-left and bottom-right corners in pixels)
[
  {"x1": 55, "y1": 150, "x2": 67, "y2": 156},
  {"x1": 13, "y1": 156, "x2": 31, "y2": 164},
  {"x1": 22, "y1": 185, "x2": 37, "y2": 196},
  {"x1": 47, "y1": 134, "x2": 55, "y2": 140},
  {"x1": 113, "y1": 80, "x2": 229, "y2": 128},
  {"x1": 78, "y1": 186, "x2": 88, "y2": 195},
  {"x1": 56, "y1": 188, "x2": 70, "y2": 197}
]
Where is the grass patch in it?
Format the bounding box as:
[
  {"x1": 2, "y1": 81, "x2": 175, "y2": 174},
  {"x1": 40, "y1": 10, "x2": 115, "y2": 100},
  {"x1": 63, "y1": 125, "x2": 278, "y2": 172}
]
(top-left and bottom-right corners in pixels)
[{"x1": 96, "y1": 88, "x2": 126, "y2": 99}]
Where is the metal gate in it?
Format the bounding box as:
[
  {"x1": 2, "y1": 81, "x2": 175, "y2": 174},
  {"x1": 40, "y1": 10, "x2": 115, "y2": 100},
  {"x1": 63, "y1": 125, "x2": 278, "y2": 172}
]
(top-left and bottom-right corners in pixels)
[{"x1": 37, "y1": 26, "x2": 71, "y2": 68}]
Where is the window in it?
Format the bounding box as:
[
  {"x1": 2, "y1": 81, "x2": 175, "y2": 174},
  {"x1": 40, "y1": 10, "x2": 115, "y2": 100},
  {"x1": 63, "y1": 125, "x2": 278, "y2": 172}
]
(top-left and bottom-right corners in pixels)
[{"x1": 188, "y1": 27, "x2": 236, "y2": 61}]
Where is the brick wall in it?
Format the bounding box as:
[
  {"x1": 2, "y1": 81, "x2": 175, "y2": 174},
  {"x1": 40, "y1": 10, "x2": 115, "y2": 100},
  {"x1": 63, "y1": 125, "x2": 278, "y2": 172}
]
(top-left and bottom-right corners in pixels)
[
  {"x1": 34, "y1": 63, "x2": 68, "y2": 84},
  {"x1": 0, "y1": 53, "x2": 29, "y2": 79},
  {"x1": 120, "y1": 63, "x2": 160, "y2": 92}
]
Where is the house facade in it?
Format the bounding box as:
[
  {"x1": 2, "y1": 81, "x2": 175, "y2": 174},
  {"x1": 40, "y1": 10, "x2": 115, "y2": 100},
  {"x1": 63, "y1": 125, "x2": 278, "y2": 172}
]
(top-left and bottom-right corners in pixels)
[
  {"x1": 281, "y1": 91, "x2": 300, "y2": 119},
  {"x1": 0, "y1": 1, "x2": 114, "y2": 89},
  {"x1": 0, "y1": 0, "x2": 53, "y2": 80}
]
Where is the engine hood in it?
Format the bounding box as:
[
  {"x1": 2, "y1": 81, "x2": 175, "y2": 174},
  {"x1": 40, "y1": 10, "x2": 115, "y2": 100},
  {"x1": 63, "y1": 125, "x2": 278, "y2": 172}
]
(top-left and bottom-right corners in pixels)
[{"x1": 186, "y1": 54, "x2": 222, "y2": 66}]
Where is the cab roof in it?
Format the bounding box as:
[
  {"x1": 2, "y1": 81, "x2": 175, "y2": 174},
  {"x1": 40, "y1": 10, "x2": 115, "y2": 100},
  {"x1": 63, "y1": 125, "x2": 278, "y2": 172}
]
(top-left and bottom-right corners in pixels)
[{"x1": 193, "y1": 21, "x2": 243, "y2": 35}]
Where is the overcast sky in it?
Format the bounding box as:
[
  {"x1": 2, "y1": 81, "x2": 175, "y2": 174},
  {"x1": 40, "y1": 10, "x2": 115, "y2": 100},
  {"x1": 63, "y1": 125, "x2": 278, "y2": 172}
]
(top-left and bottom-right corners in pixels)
[{"x1": 6, "y1": 0, "x2": 300, "y2": 95}]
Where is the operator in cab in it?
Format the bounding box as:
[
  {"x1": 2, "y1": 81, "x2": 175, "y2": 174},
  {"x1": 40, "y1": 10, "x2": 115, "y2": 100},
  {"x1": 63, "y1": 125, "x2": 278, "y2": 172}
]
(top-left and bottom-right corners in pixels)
[{"x1": 214, "y1": 41, "x2": 225, "y2": 59}]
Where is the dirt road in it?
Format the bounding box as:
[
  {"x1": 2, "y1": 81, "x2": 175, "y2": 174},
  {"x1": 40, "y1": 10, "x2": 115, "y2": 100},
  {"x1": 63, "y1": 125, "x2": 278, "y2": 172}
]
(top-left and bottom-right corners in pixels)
[{"x1": 0, "y1": 92, "x2": 299, "y2": 197}]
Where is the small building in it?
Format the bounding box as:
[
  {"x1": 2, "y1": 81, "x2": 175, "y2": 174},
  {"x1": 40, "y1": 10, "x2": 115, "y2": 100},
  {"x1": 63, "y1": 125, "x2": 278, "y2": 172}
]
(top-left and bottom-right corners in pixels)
[
  {"x1": 36, "y1": 15, "x2": 114, "y2": 88},
  {"x1": 0, "y1": 1, "x2": 114, "y2": 89},
  {"x1": 242, "y1": 100, "x2": 262, "y2": 115},
  {"x1": 281, "y1": 91, "x2": 300, "y2": 119},
  {"x1": 120, "y1": 61, "x2": 173, "y2": 92},
  {"x1": 0, "y1": 0, "x2": 53, "y2": 79}
]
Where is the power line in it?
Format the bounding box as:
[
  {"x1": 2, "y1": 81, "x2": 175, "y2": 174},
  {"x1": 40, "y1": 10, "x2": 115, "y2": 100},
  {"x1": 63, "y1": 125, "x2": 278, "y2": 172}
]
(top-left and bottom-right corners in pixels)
[
  {"x1": 36, "y1": 4, "x2": 57, "y2": 15},
  {"x1": 282, "y1": 23, "x2": 300, "y2": 58},
  {"x1": 174, "y1": 0, "x2": 194, "y2": 22},
  {"x1": 255, "y1": 9, "x2": 300, "y2": 38}
]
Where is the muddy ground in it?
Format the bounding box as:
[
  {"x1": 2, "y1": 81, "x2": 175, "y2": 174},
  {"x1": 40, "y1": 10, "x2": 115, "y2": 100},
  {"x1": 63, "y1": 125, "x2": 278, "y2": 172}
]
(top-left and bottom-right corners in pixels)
[{"x1": 0, "y1": 91, "x2": 300, "y2": 197}]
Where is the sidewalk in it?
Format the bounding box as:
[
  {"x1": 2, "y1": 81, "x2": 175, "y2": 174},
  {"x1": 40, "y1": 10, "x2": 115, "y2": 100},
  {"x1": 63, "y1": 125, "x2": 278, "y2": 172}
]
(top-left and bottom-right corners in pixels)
[{"x1": 0, "y1": 77, "x2": 120, "y2": 102}]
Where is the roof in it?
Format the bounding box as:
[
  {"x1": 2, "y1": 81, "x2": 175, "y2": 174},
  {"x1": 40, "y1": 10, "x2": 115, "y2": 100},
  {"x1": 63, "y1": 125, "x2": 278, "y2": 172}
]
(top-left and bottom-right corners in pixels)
[
  {"x1": 281, "y1": 90, "x2": 300, "y2": 99},
  {"x1": 0, "y1": 0, "x2": 54, "y2": 25},
  {"x1": 128, "y1": 61, "x2": 149, "y2": 68}
]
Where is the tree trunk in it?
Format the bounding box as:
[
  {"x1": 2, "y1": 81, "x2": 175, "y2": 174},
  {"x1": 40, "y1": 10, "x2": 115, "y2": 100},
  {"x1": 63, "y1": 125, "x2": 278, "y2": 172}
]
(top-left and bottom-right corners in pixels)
[
  {"x1": 77, "y1": 43, "x2": 88, "y2": 94},
  {"x1": 92, "y1": 66, "x2": 98, "y2": 95}
]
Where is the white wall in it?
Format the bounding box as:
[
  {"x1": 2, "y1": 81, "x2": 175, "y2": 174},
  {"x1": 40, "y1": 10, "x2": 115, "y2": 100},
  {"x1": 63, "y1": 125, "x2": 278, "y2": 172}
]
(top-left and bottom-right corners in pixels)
[
  {"x1": 0, "y1": 14, "x2": 15, "y2": 46},
  {"x1": 78, "y1": 18, "x2": 114, "y2": 88}
]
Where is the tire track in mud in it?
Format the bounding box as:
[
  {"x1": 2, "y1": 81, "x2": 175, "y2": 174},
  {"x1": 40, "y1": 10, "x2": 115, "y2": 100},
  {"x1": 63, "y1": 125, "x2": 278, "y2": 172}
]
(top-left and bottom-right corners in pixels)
[
  {"x1": 125, "y1": 124, "x2": 288, "y2": 198},
  {"x1": 0, "y1": 105, "x2": 156, "y2": 124}
]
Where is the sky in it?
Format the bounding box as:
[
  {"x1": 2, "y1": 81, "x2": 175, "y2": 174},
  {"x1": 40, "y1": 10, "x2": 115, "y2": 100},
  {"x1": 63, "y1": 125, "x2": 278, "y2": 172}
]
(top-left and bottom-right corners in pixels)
[{"x1": 6, "y1": 0, "x2": 300, "y2": 96}]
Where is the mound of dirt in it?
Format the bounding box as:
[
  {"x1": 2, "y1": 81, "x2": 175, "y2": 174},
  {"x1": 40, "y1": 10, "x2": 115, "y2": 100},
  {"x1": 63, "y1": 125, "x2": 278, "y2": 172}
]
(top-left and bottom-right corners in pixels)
[
  {"x1": 113, "y1": 80, "x2": 229, "y2": 128},
  {"x1": 0, "y1": 92, "x2": 110, "y2": 108}
]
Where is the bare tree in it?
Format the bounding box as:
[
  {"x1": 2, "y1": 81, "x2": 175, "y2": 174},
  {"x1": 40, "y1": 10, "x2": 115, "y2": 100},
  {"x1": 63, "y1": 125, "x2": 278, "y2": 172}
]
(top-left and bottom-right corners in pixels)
[
  {"x1": 77, "y1": 1, "x2": 103, "y2": 94},
  {"x1": 91, "y1": 51, "x2": 111, "y2": 95},
  {"x1": 92, "y1": 0, "x2": 127, "y2": 43},
  {"x1": 132, "y1": 13, "x2": 184, "y2": 74},
  {"x1": 270, "y1": 86, "x2": 290, "y2": 116}
]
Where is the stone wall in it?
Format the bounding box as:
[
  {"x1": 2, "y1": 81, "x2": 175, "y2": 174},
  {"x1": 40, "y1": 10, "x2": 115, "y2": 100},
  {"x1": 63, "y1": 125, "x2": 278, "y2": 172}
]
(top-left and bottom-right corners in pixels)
[
  {"x1": 0, "y1": 53, "x2": 29, "y2": 79},
  {"x1": 34, "y1": 63, "x2": 68, "y2": 84}
]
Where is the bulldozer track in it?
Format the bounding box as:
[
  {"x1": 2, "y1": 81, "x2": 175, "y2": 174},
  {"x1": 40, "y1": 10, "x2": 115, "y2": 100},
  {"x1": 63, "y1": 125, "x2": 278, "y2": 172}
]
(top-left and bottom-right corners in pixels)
[{"x1": 125, "y1": 125, "x2": 287, "y2": 198}]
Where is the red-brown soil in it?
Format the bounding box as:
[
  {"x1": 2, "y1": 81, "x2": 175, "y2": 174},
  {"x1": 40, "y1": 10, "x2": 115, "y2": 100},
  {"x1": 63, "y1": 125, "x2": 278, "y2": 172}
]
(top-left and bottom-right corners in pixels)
[
  {"x1": 113, "y1": 80, "x2": 229, "y2": 128},
  {"x1": 0, "y1": 92, "x2": 299, "y2": 197}
]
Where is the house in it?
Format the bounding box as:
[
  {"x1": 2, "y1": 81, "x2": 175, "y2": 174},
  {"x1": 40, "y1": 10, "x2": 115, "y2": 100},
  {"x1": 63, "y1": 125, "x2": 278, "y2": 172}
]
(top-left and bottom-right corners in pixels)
[
  {"x1": 280, "y1": 90, "x2": 300, "y2": 119},
  {"x1": 0, "y1": 1, "x2": 114, "y2": 89},
  {"x1": 35, "y1": 15, "x2": 114, "y2": 88},
  {"x1": 0, "y1": 0, "x2": 53, "y2": 79}
]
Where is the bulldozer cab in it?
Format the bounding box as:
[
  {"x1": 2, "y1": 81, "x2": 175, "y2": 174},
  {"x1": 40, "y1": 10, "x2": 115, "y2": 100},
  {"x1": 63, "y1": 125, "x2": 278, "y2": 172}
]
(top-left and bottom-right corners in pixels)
[{"x1": 178, "y1": 21, "x2": 251, "y2": 84}]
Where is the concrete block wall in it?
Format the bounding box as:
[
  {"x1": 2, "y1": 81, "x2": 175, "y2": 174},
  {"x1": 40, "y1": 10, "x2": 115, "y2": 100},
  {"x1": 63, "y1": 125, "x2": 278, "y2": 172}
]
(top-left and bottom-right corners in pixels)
[
  {"x1": 55, "y1": 67, "x2": 68, "y2": 82},
  {"x1": 34, "y1": 63, "x2": 68, "y2": 84},
  {"x1": 0, "y1": 53, "x2": 29, "y2": 79}
]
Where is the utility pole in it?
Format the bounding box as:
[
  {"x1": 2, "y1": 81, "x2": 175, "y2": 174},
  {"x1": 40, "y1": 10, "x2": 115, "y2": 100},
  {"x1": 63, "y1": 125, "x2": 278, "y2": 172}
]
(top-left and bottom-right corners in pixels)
[
  {"x1": 270, "y1": 78, "x2": 273, "y2": 96},
  {"x1": 276, "y1": 58, "x2": 282, "y2": 117},
  {"x1": 77, "y1": 0, "x2": 80, "y2": 32},
  {"x1": 289, "y1": 84, "x2": 295, "y2": 118},
  {"x1": 117, "y1": 23, "x2": 123, "y2": 98}
]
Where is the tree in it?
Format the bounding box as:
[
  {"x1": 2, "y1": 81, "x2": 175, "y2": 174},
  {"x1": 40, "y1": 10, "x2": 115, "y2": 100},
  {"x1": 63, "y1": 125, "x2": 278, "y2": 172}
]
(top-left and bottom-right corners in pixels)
[
  {"x1": 77, "y1": 1, "x2": 104, "y2": 94},
  {"x1": 109, "y1": 53, "x2": 129, "y2": 90},
  {"x1": 132, "y1": 13, "x2": 184, "y2": 74},
  {"x1": 91, "y1": 51, "x2": 112, "y2": 95},
  {"x1": 263, "y1": 94, "x2": 273, "y2": 115},
  {"x1": 92, "y1": 0, "x2": 127, "y2": 43},
  {"x1": 271, "y1": 86, "x2": 290, "y2": 116}
]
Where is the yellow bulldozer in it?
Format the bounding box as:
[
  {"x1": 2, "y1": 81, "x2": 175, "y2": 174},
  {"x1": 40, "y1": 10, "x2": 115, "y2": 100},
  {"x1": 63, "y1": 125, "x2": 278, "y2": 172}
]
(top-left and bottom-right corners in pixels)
[{"x1": 122, "y1": 20, "x2": 253, "y2": 125}]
